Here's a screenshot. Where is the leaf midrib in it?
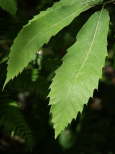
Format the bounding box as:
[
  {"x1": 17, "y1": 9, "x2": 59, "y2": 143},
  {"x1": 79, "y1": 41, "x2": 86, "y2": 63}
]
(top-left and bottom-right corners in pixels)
[
  {"x1": 65, "y1": 9, "x2": 104, "y2": 113},
  {"x1": 75, "y1": 9, "x2": 103, "y2": 80}
]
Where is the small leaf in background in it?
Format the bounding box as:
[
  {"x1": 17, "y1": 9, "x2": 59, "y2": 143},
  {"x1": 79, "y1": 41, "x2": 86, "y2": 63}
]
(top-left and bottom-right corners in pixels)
[
  {"x1": 0, "y1": 0, "x2": 17, "y2": 15},
  {"x1": 0, "y1": 101, "x2": 34, "y2": 149},
  {"x1": 49, "y1": 9, "x2": 110, "y2": 138},
  {"x1": 4, "y1": 0, "x2": 102, "y2": 87},
  {"x1": 58, "y1": 129, "x2": 75, "y2": 149}
]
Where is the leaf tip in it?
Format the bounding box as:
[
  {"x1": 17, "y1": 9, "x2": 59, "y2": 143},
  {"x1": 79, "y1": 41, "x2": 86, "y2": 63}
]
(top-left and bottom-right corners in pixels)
[{"x1": 3, "y1": 78, "x2": 9, "y2": 90}]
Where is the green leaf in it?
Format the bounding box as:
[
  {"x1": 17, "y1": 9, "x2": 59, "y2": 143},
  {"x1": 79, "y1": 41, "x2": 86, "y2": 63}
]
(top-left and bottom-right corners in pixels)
[
  {"x1": 4, "y1": 0, "x2": 103, "y2": 86},
  {"x1": 0, "y1": 0, "x2": 17, "y2": 15},
  {"x1": 49, "y1": 9, "x2": 110, "y2": 138},
  {"x1": 0, "y1": 101, "x2": 34, "y2": 149}
]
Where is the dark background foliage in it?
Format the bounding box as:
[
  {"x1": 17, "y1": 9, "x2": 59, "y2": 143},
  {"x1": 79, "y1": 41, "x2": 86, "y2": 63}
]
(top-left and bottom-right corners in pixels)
[{"x1": 0, "y1": 0, "x2": 115, "y2": 153}]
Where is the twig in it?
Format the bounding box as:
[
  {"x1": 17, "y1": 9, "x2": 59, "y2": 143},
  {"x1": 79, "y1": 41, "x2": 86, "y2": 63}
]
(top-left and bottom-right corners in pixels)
[{"x1": 104, "y1": 0, "x2": 115, "y2": 5}]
